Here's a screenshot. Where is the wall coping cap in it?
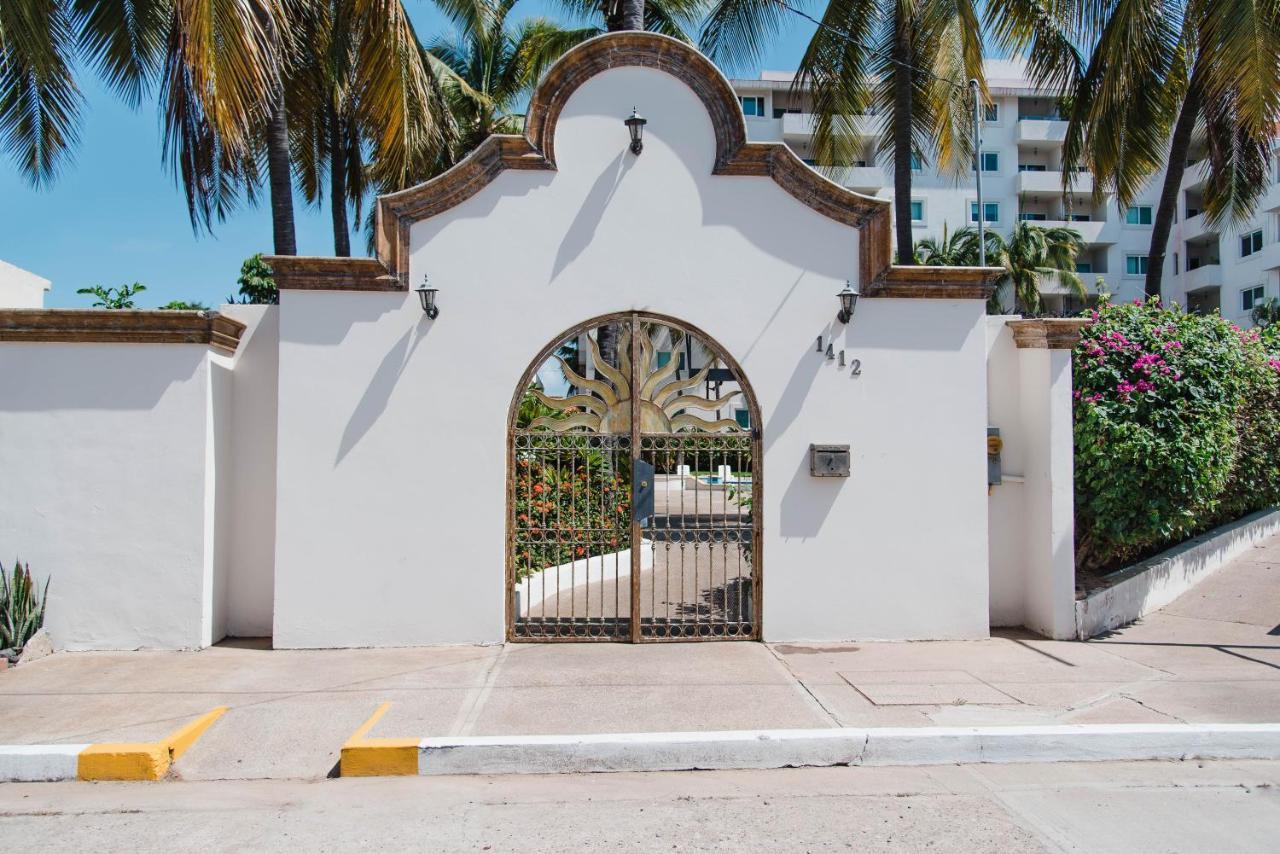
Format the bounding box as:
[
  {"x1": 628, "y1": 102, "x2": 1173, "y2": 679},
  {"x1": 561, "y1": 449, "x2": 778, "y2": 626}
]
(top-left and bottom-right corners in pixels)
[
  {"x1": 1007, "y1": 317, "x2": 1091, "y2": 349},
  {"x1": 0, "y1": 309, "x2": 246, "y2": 354},
  {"x1": 868, "y1": 265, "x2": 1001, "y2": 299},
  {"x1": 266, "y1": 255, "x2": 401, "y2": 292}
]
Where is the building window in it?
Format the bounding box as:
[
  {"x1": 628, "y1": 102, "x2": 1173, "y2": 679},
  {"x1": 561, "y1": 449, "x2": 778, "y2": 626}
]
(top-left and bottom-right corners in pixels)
[
  {"x1": 910, "y1": 152, "x2": 923, "y2": 172},
  {"x1": 970, "y1": 202, "x2": 999, "y2": 224},
  {"x1": 1018, "y1": 163, "x2": 1047, "y2": 172},
  {"x1": 1019, "y1": 212, "x2": 1047, "y2": 221},
  {"x1": 740, "y1": 96, "x2": 765, "y2": 117},
  {"x1": 734, "y1": 408, "x2": 751, "y2": 429},
  {"x1": 1125, "y1": 205, "x2": 1153, "y2": 225},
  {"x1": 1125, "y1": 255, "x2": 1149, "y2": 276},
  {"x1": 1241, "y1": 229, "x2": 1264, "y2": 258},
  {"x1": 1174, "y1": 252, "x2": 1180, "y2": 274},
  {"x1": 983, "y1": 103, "x2": 999, "y2": 123},
  {"x1": 1076, "y1": 262, "x2": 1093, "y2": 273},
  {"x1": 1243, "y1": 285, "x2": 1266, "y2": 311},
  {"x1": 910, "y1": 199, "x2": 925, "y2": 224},
  {"x1": 978, "y1": 151, "x2": 999, "y2": 173},
  {"x1": 1069, "y1": 214, "x2": 1091, "y2": 222}
]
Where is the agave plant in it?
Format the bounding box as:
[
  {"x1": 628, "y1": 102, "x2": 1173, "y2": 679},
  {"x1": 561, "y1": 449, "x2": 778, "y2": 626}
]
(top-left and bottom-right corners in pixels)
[{"x1": 0, "y1": 560, "x2": 49, "y2": 655}]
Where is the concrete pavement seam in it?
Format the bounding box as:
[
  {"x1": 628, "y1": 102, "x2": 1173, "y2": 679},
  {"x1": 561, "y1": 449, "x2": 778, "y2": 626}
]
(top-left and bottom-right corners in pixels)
[{"x1": 763, "y1": 644, "x2": 841, "y2": 727}]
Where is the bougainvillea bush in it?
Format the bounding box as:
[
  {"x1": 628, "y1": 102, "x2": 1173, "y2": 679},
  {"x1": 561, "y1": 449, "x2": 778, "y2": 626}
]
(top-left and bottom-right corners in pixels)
[
  {"x1": 1073, "y1": 299, "x2": 1280, "y2": 573},
  {"x1": 511, "y1": 451, "x2": 630, "y2": 581}
]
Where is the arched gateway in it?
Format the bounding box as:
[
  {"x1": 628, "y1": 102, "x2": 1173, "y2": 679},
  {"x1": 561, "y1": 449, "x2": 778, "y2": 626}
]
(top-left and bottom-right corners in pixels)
[{"x1": 507, "y1": 313, "x2": 762, "y2": 642}]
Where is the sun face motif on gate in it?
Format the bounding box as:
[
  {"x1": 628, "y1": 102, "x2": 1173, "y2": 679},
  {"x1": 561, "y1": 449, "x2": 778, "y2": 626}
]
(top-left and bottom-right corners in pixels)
[{"x1": 528, "y1": 325, "x2": 744, "y2": 433}]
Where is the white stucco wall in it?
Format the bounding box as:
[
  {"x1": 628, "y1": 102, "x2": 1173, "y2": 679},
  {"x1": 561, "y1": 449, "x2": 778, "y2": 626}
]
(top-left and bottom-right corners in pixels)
[
  {"x1": 984, "y1": 317, "x2": 1078, "y2": 638},
  {"x1": 986, "y1": 318, "x2": 1026, "y2": 626},
  {"x1": 220, "y1": 305, "x2": 279, "y2": 637},
  {"x1": 273, "y1": 65, "x2": 991, "y2": 646},
  {"x1": 0, "y1": 343, "x2": 219, "y2": 649}
]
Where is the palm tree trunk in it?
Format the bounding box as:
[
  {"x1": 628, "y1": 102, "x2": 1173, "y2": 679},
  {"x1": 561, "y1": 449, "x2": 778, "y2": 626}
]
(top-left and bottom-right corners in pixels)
[
  {"x1": 265, "y1": 86, "x2": 296, "y2": 255},
  {"x1": 329, "y1": 106, "x2": 350, "y2": 257},
  {"x1": 891, "y1": 12, "x2": 916, "y2": 266},
  {"x1": 604, "y1": 0, "x2": 643, "y2": 30},
  {"x1": 1146, "y1": 63, "x2": 1204, "y2": 300}
]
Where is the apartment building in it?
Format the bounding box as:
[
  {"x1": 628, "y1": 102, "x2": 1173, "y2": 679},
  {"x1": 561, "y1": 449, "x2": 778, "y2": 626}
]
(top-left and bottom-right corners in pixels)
[{"x1": 730, "y1": 59, "x2": 1277, "y2": 326}]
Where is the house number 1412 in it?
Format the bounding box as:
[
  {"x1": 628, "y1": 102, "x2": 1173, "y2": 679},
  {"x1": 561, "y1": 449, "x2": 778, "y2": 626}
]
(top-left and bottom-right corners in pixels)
[{"x1": 818, "y1": 336, "x2": 863, "y2": 375}]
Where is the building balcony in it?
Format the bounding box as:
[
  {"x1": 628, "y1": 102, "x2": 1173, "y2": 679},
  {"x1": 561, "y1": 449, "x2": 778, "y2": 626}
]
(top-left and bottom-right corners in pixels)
[
  {"x1": 1038, "y1": 219, "x2": 1112, "y2": 244},
  {"x1": 817, "y1": 165, "x2": 887, "y2": 192},
  {"x1": 1181, "y1": 211, "x2": 1218, "y2": 242},
  {"x1": 1179, "y1": 160, "x2": 1210, "y2": 192},
  {"x1": 1036, "y1": 270, "x2": 1105, "y2": 296},
  {"x1": 1016, "y1": 119, "x2": 1068, "y2": 145},
  {"x1": 1183, "y1": 263, "x2": 1223, "y2": 292},
  {"x1": 1260, "y1": 182, "x2": 1280, "y2": 213},
  {"x1": 781, "y1": 112, "x2": 880, "y2": 140},
  {"x1": 742, "y1": 116, "x2": 783, "y2": 143},
  {"x1": 1016, "y1": 170, "x2": 1092, "y2": 195}
]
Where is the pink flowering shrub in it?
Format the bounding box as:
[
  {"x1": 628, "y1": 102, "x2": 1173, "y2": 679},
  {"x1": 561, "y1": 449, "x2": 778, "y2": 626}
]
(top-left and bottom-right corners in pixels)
[
  {"x1": 1213, "y1": 323, "x2": 1280, "y2": 524},
  {"x1": 1073, "y1": 298, "x2": 1258, "y2": 572}
]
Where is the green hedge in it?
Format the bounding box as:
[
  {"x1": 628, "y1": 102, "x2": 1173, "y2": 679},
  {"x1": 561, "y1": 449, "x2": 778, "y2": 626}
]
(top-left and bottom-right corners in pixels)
[{"x1": 1073, "y1": 299, "x2": 1280, "y2": 574}]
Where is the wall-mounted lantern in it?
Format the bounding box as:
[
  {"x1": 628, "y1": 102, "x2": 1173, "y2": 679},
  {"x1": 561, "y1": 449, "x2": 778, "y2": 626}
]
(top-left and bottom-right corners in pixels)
[
  {"x1": 414, "y1": 276, "x2": 440, "y2": 319},
  {"x1": 836, "y1": 281, "x2": 859, "y2": 324},
  {"x1": 625, "y1": 107, "x2": 647, "y2": 155}
]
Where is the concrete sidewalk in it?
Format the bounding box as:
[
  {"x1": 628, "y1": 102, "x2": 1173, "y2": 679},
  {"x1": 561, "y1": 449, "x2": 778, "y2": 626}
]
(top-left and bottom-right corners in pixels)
[{"x1": 1, "y1": 535, "x2": 1276, "y2": 780}]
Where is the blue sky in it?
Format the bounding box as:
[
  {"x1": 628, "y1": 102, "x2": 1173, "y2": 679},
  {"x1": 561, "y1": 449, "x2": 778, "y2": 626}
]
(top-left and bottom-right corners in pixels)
[{"x1": 1, "y1": 2, "x2": 817, "y2": 309}]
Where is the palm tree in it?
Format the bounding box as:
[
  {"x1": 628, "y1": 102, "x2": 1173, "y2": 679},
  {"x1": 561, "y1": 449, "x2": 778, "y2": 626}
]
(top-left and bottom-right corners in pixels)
[
  {"x1": 986, "y1": 222, "x2": 1086, "y2": 315},
  {"x1": 1, "y1": 0, "x2": 279, "y2": 231},
  {"x1": 2, "y1": 0, "x2": 449, "y2": 258},
  {"x1": 914, "y1": 223, "x2": 984, "y2": 266},
  {"x1": 699, "y1": 0, "x2": 1081, "y2": 268},
  {"x1": 1062, "y1": 0, "x2": 1280, "y2": 299},
  {"x1": 284, "y1": 0, "x2": 457, "y2": 256},
  {"x1": 428, "y1": 0, "x2": 597, "y2": 162}
]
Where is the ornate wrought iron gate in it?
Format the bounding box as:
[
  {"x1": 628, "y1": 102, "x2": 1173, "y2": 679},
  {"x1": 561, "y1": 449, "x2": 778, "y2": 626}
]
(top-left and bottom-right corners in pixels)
[{"x1": 508, "y1": 313, "x2": 761, "y2": 642}]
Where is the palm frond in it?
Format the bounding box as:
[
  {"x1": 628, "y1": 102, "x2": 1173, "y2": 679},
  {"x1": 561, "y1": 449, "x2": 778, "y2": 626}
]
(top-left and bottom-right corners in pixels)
[
  {"x1": 70, "y1": 0, "x2": 169, "y2": 106},
  {"x1": 0, "y1": 0, "x2": 84, "y2": 185},
  {"x1": 698, "y1": 0, "x2": 792, "y2": 74}
]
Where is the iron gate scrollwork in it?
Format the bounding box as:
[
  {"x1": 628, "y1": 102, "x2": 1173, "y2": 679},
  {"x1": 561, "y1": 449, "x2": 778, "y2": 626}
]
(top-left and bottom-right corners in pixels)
[{"x1": 507, "y1": 313, "x2": 762, "y2": 642}]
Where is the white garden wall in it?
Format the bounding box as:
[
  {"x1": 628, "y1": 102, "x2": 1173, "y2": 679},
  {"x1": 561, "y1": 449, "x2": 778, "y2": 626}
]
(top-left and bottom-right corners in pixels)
[
  {"x1": 0, "y1": 343, "x2": 219, "y2": 649},
  {"x1": 220, "y1": 305, "x2": 279, "y2": 638},
  {"x1": 272, "y1": 64, "x2": 992, "y2": 646},
  {"x1": 984, "y1": 317, "x2": 1080, "y2": 639}
]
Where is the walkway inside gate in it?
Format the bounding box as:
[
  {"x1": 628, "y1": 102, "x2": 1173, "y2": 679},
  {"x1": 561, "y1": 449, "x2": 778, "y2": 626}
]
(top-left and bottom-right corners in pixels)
[{"x1": 508, "y1": 314, "x2": 761, "y2": 642}]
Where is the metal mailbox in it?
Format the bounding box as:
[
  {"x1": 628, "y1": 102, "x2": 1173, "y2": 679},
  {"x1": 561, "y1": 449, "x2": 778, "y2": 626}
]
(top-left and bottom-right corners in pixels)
[{"x1": 809, "y1": 444, "x2": 851, "y2": 477}]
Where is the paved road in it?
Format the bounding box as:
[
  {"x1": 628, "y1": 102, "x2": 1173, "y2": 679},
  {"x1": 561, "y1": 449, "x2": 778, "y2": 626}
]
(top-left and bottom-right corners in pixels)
[{"x1": 1, "y1": 760, "x2": 1277, "y2": 852}]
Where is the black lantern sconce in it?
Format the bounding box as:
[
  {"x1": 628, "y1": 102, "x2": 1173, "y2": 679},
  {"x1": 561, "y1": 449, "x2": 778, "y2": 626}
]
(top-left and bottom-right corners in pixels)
[
  {"x1": 836, "y1": 281, "x2": 859, "y2": 323},
  {"x1": 414, "y1": 276, "x2": 440, "y2": 319},
  {"x1": 624, "y1": 107, "x2": 647, "y2": 155}
]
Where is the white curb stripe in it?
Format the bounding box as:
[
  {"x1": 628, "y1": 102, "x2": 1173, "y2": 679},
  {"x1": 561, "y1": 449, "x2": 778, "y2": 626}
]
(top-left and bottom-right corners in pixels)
[
  {"x1": 0, "y1": 744, "x2": 90, "y2": 782},
  {"x1": 418, "y1": 724, "x2": 1280, "y2": 776}
]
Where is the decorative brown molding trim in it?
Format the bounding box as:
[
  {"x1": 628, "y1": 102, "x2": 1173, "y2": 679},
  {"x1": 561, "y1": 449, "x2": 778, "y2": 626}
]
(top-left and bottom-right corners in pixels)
[
  {"x1": 268, "y1": 256, "x2": 401, "y2": 292},
  {"x1": 867, "y1": 266, "x2": 1000, "y2": 300},
  {"x1": 361, "y1": 32, "x2": 993, "y2": 300},
  {"x1": 527, "y1": 34, "x2": 746, "y2": 172},
  {"x1": 1007, "y1": 318, "x2": 1091, "y2": 349},
  {"x1": 0, "y1": 310, "x2": 247, "y2": 354}
]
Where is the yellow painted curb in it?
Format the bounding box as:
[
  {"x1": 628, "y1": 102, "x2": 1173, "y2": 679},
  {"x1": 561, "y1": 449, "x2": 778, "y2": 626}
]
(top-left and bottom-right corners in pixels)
[
  {"x1": 77, "y1": 707, "x2": 228, "y2": 781},
  {"x1": 341, "y1": 703, "x2": 420, "y2": 777}
]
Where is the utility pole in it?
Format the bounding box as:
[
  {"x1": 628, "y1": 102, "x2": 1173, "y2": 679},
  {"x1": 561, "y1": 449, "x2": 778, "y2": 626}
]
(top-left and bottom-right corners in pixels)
[{"x1": 971, "y1": 78, "x2": 985, "y2": 268}]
